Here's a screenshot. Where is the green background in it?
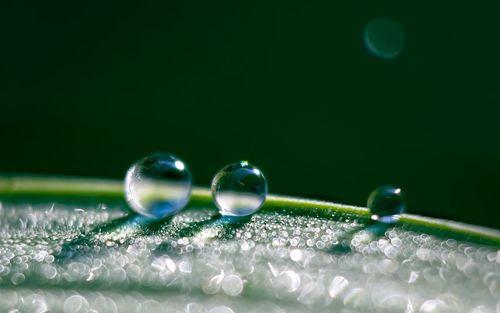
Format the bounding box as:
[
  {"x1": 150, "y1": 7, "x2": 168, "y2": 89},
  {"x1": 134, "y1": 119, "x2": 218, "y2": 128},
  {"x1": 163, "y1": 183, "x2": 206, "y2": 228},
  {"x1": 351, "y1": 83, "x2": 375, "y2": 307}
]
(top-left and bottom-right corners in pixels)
[{"x1": 1, "y1": 1, "x2": 499, "y2": 228}]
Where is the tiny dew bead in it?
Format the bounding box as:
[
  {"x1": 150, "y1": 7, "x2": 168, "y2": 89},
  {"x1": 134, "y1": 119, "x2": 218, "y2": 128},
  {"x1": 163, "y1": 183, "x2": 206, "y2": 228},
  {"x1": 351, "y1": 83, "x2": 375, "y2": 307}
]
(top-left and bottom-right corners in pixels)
[{"x1": 367, "y1": 186, "x2": 406, "y2": 223}]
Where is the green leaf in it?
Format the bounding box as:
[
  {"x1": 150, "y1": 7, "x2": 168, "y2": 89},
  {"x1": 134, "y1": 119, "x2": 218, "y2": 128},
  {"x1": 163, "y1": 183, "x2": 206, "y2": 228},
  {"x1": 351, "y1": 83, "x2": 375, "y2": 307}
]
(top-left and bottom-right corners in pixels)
[{"x1": 0, "y1": 176, "x2": 498, "y2": 313}]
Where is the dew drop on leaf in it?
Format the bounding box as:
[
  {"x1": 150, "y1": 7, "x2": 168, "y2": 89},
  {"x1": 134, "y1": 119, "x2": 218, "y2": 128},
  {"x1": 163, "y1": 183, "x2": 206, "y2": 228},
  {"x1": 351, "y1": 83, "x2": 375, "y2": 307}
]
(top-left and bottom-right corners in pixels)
[
  {"x1": 367, "y1": 186, "x2": 406, "y2": 223},
  {"x1": 125, "y1": 153, "x2": 192, "y2": 219},
  {"x1": 211, "y1": 161, "x2": 268, "y2": 217}
]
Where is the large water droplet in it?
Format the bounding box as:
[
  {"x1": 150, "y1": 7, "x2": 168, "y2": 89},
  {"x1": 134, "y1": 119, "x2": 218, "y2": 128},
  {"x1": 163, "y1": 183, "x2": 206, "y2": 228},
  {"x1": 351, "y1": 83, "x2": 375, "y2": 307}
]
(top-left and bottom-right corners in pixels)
[
  {"x1": 364, "y1": 17, "x2": 406, "y2": 59},
  {"x1": 211, "y1": 161, "x2": 268, "y2": 217},
  {"x1": 125, "y1": 153, "x2": 192, "y2": 219},
  {"x1": 367, "y1": 186, "x2": 406, "y2": 223}
]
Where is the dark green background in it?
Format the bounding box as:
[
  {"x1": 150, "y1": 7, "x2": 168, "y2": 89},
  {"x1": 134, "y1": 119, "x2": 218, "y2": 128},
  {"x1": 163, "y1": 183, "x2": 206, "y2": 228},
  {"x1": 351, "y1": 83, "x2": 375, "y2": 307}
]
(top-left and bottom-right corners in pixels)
[{"x1": 1, "y1": 1, "x2": 499, "y2": 228}]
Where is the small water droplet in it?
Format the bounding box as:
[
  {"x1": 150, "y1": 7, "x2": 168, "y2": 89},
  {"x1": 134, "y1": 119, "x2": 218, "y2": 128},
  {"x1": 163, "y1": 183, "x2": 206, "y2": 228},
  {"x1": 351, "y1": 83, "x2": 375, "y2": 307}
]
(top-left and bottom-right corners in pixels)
[
  {"x1": 63, "y1": 295, "x2": 89, "y2": 313},
  {"x1": 273, "y1": 270, "x2": 301, "y2": 293},
  {"x1": 328, "y1": 275, "x2": 349, "y2": 298},
  {"x1": 179, "y1": 260, "x2": 192, "y2": 273},
  {"x1": 221, "y1": 274, "x2": 244, "y2": 296},
  {"x1": 211, "y1": 161, "x2": 268, "y2": 216},
  {"x1": 290, "y1": 249, "x2": 302, "y2": 262},
  {"x1": 125, "y1": 153, "x2": 192, "y2": 219},
  {"x1": 203, "y1": 270, "x2": 224, "y2": 294},
  {"x1": 367, "y1": 186, "x2": 406, "y2": 223},
  {"x1": 11, "y1": 272, "x2": 25, "y2": 285},
  {"x1": 364, "y1": 17, "x2": 406, "y2": 59}
]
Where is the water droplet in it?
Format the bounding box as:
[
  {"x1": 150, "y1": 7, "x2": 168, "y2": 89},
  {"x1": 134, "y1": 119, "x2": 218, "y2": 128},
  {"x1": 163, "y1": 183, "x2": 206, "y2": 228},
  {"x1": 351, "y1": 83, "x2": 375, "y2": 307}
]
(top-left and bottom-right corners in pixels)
[
  {"x1": 10, "y1": 272, "x2": 25, "y2": 285},
  {"x1": 364, "y1": 17, "x2": 406, "y2": 59},
  {"x1": 211, "y1": 161, "x2": 268, "y2": 216},
  {"x1": 290, "y1": 249, "x2": 302, "y2": 262},
  {"x1": 273, "y1": 270, "x2": 301, "y2": 293},
  {"x1": 221, "y1": 274, "x2": 244, "y2": 296},
  {"x1": 23, "y1": 294, "x2": 48, "y2": 313},
  {"x1": 125, "y1": 153, "x2": 192, "y2": 218},
  {"x1": 203, "y1": 270, "x2": 224, "y2": 294},
  {"x1": 63, "y1": 295, "x2": 89, "y2": 313},
  {"x1": 367, "y1": 186, "x2": 406, "y2": 223},
  {"x1": 94, "y1": 296, "x2": 118, "y2": 313},
  {"x1": 328, "y1": 275, "x2": 349, "y2": 298},
  {"x1": 179, "y1": 260, "x2": 192, "y2": 273}
]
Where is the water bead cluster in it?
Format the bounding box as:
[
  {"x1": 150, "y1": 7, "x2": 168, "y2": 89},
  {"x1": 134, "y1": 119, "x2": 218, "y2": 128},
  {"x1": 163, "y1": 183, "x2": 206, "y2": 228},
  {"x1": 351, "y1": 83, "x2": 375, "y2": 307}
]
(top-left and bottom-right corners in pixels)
[
  {"x1": 125, "y1": 153, "x2": 405, "y2": 222},
  {"x1": 125, "y1": 154, "x2": 268, "y2": 219}
]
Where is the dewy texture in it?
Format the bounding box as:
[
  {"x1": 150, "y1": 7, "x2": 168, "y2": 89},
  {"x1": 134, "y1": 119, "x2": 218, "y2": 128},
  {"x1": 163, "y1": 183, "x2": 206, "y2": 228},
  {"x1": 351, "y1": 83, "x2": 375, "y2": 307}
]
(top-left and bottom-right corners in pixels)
[{"x1": 0, "y1": 199, "x2": 498, "y2": 313}]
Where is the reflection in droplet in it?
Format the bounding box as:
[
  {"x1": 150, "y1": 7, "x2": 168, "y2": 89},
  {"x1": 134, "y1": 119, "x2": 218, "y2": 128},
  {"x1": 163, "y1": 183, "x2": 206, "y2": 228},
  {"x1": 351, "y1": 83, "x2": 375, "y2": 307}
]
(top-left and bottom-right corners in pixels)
[{"x1": 364, "y1": 17, "x2": 406, "y2": 59}]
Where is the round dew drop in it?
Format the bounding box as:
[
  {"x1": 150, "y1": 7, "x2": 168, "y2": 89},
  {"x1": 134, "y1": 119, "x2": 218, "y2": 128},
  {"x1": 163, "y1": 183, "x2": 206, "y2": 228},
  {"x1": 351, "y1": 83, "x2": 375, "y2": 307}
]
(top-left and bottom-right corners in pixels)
[
  {"x1": 211, "y1": 161, "x2": 268, "y2": 217},
  {"x1": 125, "y1": 153, "x2": 192, "y2": 219},
  {"x1": 367, "y1": 186, "x2": 406, "y2": 223}
]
